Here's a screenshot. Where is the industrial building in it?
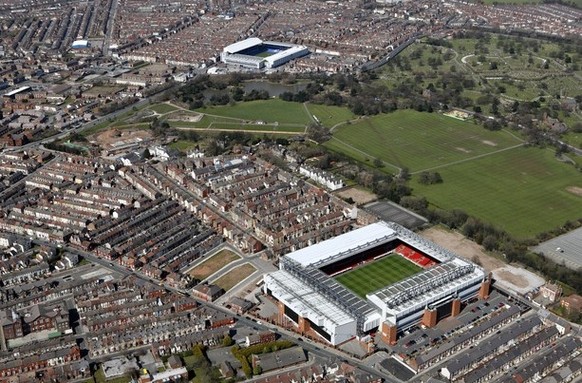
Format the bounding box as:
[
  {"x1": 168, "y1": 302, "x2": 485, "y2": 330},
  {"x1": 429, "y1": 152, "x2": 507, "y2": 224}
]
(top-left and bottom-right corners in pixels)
[
  {"x1": 264, "y1": 222, "x2": 490, "y2": 346},
  {"x1": 221, "y1": 38, "x2": 309, "y2": 69}
]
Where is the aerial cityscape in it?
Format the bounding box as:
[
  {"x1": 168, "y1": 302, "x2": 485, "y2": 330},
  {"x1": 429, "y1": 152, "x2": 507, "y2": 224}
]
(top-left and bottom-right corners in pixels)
[{"x1": 0, "y1": 0, "x2": 581, "y2": 382}]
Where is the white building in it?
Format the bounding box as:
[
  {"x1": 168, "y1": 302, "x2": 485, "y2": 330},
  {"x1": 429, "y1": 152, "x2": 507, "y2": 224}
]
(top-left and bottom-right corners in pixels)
[
  {"x1": 299, "y1": 165, "x2": 344, "y2": 191},
  {"x1": 221, "y1": 38, "x2": 309, "y2": 70}
]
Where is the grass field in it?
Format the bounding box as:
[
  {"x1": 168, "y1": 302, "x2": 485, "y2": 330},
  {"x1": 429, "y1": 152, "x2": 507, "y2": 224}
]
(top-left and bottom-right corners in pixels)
[
  {"x1": 411, "y1": 147, "x2": 582, "y2": 238},
  {"x1": 149, "y1": 103, "x2": 179, "y2": 114},
  {"x1": 196, "y1": 99, "x2": 312, "y2": 125},
  {"x1": 189, "y1": 249, "x2": 240, "y2": 280},
  {"x1": 335, "y1": 255, "x2": 421, "y2": 298},
  {"x1": 213, "y1": 263, "x2": 256, "y2": 291},
  {"x1": 168, "y1": 140, "x2": 199, "y2": 152},
  {"x1": 207, "y1": 122, "x2": 306, "y2": 133},
  {"x1": 306, "y1": 104, "x2": 355, "y2": 128},
  {"x1": 168, "y1": 115, "x2": 234, "y2": 129},
  {"x1": 326, "y1": 110, "x2": 523, "y2": 172}
]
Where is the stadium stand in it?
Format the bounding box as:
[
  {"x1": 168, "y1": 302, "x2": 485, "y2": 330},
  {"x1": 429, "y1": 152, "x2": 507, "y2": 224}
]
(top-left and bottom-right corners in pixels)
[{"x1": 395, "y1": 244, "x2": 437, "y2": 268}]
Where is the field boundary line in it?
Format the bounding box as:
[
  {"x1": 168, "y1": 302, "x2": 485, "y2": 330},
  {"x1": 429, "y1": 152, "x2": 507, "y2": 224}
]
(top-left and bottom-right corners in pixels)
[
  {"x1": 412, "y1": 143, "x2": 524, "y2": 174},
  {"x1": 502, "y1": 129, "x2": 525, "y2": 142},
  {"x1": 329, "y1": 136, "x2": 402, "y2": 172},
  {"x1": 174, "y1": 126, "x2": 304, "y2": 135},
  {"x1": 303, "y1": 102, "x2": 316, "y2": 124}
]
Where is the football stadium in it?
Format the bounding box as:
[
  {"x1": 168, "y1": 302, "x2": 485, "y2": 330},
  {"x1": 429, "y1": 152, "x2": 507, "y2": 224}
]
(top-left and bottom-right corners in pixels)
[
  {"x1": 264, "y1": 222, "x2": 491, "y2": 345},
  {"x1": 221, "y1": 37, "x2": 309, "y2": 69}
]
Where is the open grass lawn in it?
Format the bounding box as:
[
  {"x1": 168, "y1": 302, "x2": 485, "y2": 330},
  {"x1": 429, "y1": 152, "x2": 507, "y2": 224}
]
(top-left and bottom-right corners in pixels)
[
  {"x1": 208, "y1": 121, "x2": 306, "y2": 133},
  {"x1": 335, "y1": 255, "x2": 421, "y2": 298},
  {"x1": 109, "y1": 122, "x2": 151, "y2": 130},
  {"x1": 168, "y1": 115, "x2": 233, "y2": 129},
  {"x1": 149, "y1": 103, "x2": 179, "y2": 114},
  {"x1": 306, "y1": 103, "x2": 356, "y2": 128},
  {"x1": 411, "y1": 147, "x2": 582, "y2": 239},
  {"x1": 213, "y1": 263, "x2": 256, "y2": 291},
  {"x1": 168, "y1": 140, "x2": 199, "y2": 152},
  {"x1": 196, "y1": 99, "x2": 312, "y2": 125},
  {"x1": 189, "y1": 249, "x2": 240, "y2": 280},
  {"x1": 326, "y1": 110, "x2": 523, "y2": 172}
]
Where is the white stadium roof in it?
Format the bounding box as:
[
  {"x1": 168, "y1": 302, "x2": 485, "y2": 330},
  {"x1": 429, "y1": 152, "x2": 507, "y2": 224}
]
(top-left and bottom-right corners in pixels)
[
  {"x1": 223, "y1": 37, "x2": 263, "y2": 54},
  {"x1": 264, "y1": 45, "x2": 307, "y2": 65},
  {"x1": 265, "y1": 270, "x2": 355, "y2": 327},
  {"x1": 286, "y1": 222, "x2": 396, "y2": 267},
  {"x1": 368, "y1": 257, "x2": 484, "y2": 321},
  {"x1": 3, "y1": 86, "x2": 30, "y2": 97}
]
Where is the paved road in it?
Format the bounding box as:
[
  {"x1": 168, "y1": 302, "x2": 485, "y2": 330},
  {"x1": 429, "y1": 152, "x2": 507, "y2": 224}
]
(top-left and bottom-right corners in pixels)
[
  {"x1": 102, "y1": 0, "x2": 119, "y2": 55},
  {"x1": 59, "y1": 245, "x2": 398, "y2": 382},
  {"x1": 3, "y1": 84, "x2": 176, "y2": 154}
]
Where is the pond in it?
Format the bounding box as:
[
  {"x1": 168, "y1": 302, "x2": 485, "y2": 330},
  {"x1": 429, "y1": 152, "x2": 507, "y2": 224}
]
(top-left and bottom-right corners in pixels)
[{"x1": 242, "y1": 80, "x2": 307, "y2": 97}]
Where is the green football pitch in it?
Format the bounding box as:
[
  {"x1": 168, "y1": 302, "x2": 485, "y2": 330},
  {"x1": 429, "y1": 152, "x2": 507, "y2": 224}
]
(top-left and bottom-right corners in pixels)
[{"x1": 334, "y1": 255, "x2": 422, "y2": 298}]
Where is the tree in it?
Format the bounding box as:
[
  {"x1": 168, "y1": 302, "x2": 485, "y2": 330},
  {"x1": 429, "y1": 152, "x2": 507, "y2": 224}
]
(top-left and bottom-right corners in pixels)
[
  {"x1": 418, "y1": 171, "x2": 443, "y2": 185},
  {"x1": 222, "y1": 334, "x2": 234, "y2": 347},
  {"x1": 491, "y1": 97, "x2": 500, "y2": 116},
  {"x1": 306, "y1": 123, "x2": 331, "y2": 143},
  {"x1": 373, "y1": 158, "x2": 384, "y2": 168},
  {"x1": 253, "y1": 365, "x2": 263, "y2": 375},
  {"x1": 398, "y1": 167, "x2": 410, "y2": 181},
  {"x1": 482, "y1": 235, "x2": 498, "y2": 251}
]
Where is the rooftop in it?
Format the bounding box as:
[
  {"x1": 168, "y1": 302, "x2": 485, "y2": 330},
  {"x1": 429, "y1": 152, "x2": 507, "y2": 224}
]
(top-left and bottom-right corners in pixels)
[
  {"x1": 265, "y1": 270, "x2": 355, "y2": 327},
  {"x1": 223, "y1": 37, "x2": 263, "y2": 54},
  {"x1": 285, "y1": 222, "x2": 396, "y2": 268}
]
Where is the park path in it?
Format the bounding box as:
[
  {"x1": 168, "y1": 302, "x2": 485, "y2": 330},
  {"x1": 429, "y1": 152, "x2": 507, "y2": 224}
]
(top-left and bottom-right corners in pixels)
[
  {"x1": 328, "y1": 136, "x2": 402, "y2": 172},
  {"x1": 411, "y1": 143, "x2": 524, "y2": 174},
  {"x1": 174, "y1": 126, "x2": 303, "y2": 135},
  {"x1": 164, "y1": 101, "x2": 307, "y2": 132}
]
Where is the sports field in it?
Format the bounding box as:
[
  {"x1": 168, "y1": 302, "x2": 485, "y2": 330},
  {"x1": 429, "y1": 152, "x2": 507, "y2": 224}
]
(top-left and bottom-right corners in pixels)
[
  {"x1": 306, "y1": 104, "x2": 355, "y2": 128},
  {"x1": 197, "y1": 99, "x2": 312, "y2": 125},
  {"x1": 326, "y1": 110, "x2": 523, "y2": 172},
  {"x1": 411, "y1": 147, "x2": 582, "y2": 239},
  {"x1": 335, "y1": 255, "x2": 421, "y2": 298}
]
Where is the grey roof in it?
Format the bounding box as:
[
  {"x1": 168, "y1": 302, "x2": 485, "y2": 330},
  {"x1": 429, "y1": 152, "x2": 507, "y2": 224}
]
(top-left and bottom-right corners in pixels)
[
  {"x1": 445, "y1": 315, "x2": 543, "y2": 376},
  {"x1": 254, "y1": 347, "x2": 307, "y2": 373},
  {"x1": 229, "y1": 296, "x2": 253, "y2": 311},
  {"x1": 463, "y1": 326, "x2": 558, "y2": 383},
  {"x1": 500, "y1": 337, "x2": 582, "y2": 383},
  {"x1": 416, "y1": 305, "x2": 521, "y2": 365}
]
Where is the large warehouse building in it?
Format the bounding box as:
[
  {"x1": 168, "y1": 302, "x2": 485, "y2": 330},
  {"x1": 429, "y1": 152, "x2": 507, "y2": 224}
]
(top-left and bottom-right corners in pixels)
[
  {"x1": 264, "y1": 222, "x2": 491, "y2": 345},
  {"x1": 221, "y1": 37, "x2": 309, "y2": 69}
]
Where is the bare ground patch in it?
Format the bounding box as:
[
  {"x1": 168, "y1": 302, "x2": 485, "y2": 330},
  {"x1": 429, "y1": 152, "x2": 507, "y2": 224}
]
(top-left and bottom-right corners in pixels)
[
  {"x1": 90, "y1": 128, "x2": 153, "y2": 148},
  {"x1": 420, "y1": 226, "x2": 505, "y2": 272},
  {"x1": 213, "y1": 263, "x2": 257, "y2": 292},
  {"x1": 456, "y1": 147, "x2": 471, "y2": 153},
  {"x1": 566, "y1": 186, "x2": 582, "y2": 197},
  {"x1": 482, "y1": 140, "x2": 497, "y2": 146},
  {"x1": 495, "y1": 269, "x2": 529, "y2": 288},
  {"x1": 189, "y1": 249, "x2": 240, "y2": 280},
  {"x1": 334, "y1": 187, "x2": 377, "y2": 205},
  {"x1": 492, "y1": 265, "x2": 545, "y2": 295},
  {"x1": 422, "y1": 227, "x2": 546, "y2": 294},
  {"x1": 167, "y1": 111, "x2": 203, "y2": 122}
]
